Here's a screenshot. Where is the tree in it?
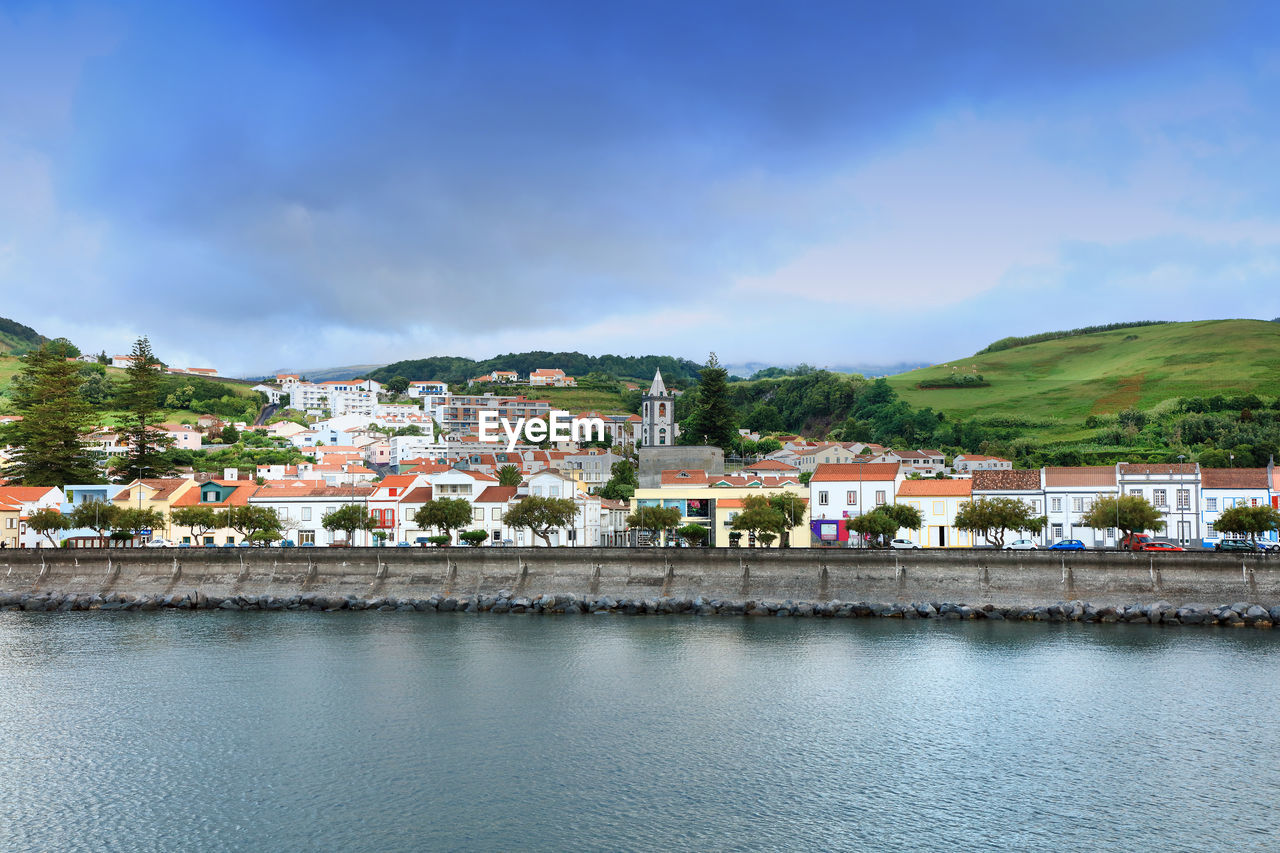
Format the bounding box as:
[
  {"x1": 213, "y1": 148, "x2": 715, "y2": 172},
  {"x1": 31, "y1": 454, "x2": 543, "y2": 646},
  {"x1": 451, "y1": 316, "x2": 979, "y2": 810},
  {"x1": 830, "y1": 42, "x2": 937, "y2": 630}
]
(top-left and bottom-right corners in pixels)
[
  {"x1": 676, "y1": 523, "x2": 708, "y2": 547},
  {"x1": 27, "y1": 507, "x2": 68, "y2": 547},
  {"x1": 957, "y1": 497, "x2": 1048, "y2": 548},
  {"x1": 459, "y1": 529, "x2": 489, "y2": 547},
  {"x1": 70, "y1": 499, "x2": 120, "y2": 541},
  {"x1": 79, "y1": 371, "x2": 114, "y2": 406},
  {"x1": 117, "y1": 337, "x2": 173, "y2": 481},
  {"x1": 685, "y1": 352, "x2": 736, "y2": 450},
  {"x1": 1213, "y1": 505, "x2": 1280, "y2": 547},
  {"x1": 626, "y1": 505, "x2": 682, "y2": 544},
  {"x1": 218, "y1": 505, "x2": 282, "y2": 543},
  {"x1": 385, "y1": 375, "x2": 410, "y2": 395},
  {"x1": 219, "y1": 424, "x2": 241, "y2": 444},
  {"x1": 878, "y1": 503, "x2": 924, "y2": 534},
  {"x1": 505, "y1": 496, "x2": 579, "y2": 546},
  {"x1": 768, "y1": 493, "x2": 808, "y2": 547},
  {"x1": 1, "y1": 341, "x2": 100, "y2": 485},
  {"x1": 497, "y1": 464, "x2": 523, "y2": 487},
  {"x1": 849, "y1": 511, "x2": 898, "y2": 547},
  {"x1": 1081, "y1": 495, "x2": 1163, "y2": 545},
  {"x1": 114, "y1": 507, "x2": 167, "y2": 539},
  {"x1": 743, "y1": 403, "x2": 784, "y2": 434},
  {"x1": 170, "y1": 506, "x2": 221, "y2": 544},
  {"x1": 321, "y1": 503, "x2": 376, "y2": 545},
  {"x1": 731, "y1": 496, "x2": 786, "y2": 546},
  {"x1": 755, "y1": 437, "x2": 783, "y2": 455},
  {"x1": 412, "y1": 498, "x2": 473, "y2": 545},
  {"x1": 599, "y1": 459, "x2": 638, "y2": 501}
]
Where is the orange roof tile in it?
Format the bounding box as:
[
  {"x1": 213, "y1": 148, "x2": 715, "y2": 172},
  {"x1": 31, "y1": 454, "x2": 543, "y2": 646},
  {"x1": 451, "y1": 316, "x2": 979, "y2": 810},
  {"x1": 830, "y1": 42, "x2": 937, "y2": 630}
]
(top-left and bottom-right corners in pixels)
[
  {"x1": 810, "y1": 463, "x2": 900, "y2": 483},
  {"x1": 897, "y1": 479, "x2": 972, "y2": 497}
]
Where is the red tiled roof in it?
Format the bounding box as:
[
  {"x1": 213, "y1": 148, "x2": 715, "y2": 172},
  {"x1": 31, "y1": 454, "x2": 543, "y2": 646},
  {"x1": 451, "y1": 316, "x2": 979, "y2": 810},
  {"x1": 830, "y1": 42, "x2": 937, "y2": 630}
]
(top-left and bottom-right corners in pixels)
[
  {"x1": 475, "y1": 486, "x2": 519, "y2": 503},
  {"x1": 745, "y1": 459, "x2": 798, "y2": 471},
  {"x1": 810, "y1": 463, "x2": 900, "y2": 483},
  {"x1": 398, "y1": 486, "x2": 434, "y2": 504},
  {"x1": 1043, "y1": 466, "x2": 1116, "y2": 487},
  {"x1": 897, "y1": 479, "x2": 972, "y2": 497},
  {"x1": 1201, "y1": 468, "x2": 1269, "y2": 489},
  {"x1": 660, "y1": 469, "x2": 710, "y2": 485}
]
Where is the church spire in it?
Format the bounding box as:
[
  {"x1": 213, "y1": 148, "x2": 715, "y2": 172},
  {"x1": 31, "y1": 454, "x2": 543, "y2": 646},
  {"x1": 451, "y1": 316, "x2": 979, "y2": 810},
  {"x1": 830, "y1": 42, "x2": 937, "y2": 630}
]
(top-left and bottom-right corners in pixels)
[{"x1": 648, "y1": 368, "x2": 667, "y2": 397}]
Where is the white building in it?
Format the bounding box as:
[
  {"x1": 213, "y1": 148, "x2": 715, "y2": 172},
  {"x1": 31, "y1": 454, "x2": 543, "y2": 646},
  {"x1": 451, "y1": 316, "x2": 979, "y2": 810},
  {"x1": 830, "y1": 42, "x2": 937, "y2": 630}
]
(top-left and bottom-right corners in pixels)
[
  {"x1": 1042, "y1": 466, "x2": 1117, "y2": 547},
  {"x1": 1117, "y1": 462, "x2": 1201, "y2": 546},
  {"x1": 808, "y1": 462, "x2": 904, "y2": 544},
  {"x1": 248, "y1": 483, "x2": 375, "y2": 546},
  {"x1": 953, "y1": 454, "x2": 1013, "y2": 473},
  {"x1": 1201, "y1": 467, "x2": 1274, "y2": 547}
]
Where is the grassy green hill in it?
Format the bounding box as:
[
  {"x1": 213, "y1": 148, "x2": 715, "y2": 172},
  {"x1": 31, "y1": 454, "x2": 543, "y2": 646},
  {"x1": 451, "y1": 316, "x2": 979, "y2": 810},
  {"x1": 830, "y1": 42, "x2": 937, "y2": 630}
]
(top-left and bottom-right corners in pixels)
[
  {"x1": 886, "y1": 319, "x2": 1280, "y2": 438},
  {"x1": 0, "y1": 316, "x2": 47, "y2": 355}
]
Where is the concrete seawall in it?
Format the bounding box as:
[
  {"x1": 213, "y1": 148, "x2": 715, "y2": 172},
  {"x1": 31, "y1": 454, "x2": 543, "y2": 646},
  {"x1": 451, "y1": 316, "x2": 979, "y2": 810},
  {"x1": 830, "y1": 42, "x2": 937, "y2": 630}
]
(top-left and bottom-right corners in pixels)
[{"x1": 3, "y1": 547, "x2": 1279, "y2": 608}]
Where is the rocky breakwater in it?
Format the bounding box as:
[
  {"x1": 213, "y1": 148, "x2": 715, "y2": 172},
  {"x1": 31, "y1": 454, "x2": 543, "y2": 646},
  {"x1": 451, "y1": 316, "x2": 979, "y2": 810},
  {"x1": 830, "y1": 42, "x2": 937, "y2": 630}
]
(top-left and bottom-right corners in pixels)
[{"x1": 4, "y1": 589, "x2": 1280, "y2": 628}]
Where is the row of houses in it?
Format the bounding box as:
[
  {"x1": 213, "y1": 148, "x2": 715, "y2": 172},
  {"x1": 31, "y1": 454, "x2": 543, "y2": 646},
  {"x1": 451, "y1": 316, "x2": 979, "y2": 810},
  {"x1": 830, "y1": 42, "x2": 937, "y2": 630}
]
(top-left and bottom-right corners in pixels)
[
  {"x1": 0, "y1": 464, "x2": 631, "y2": 550},
  {"x1": 806, "y1": 461, "x2": 1280, "y2": 548}
]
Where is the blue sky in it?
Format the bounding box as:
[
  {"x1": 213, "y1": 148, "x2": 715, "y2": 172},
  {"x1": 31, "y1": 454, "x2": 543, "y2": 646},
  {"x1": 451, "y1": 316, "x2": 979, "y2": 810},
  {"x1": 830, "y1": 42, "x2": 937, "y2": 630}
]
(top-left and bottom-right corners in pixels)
[{"x1": 2, "y1": 0, "x2": 1279, "y2": 375}]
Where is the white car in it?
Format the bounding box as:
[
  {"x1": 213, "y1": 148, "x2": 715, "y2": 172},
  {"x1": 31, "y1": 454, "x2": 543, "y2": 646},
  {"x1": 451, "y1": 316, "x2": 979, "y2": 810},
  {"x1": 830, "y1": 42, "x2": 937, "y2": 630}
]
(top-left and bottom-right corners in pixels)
[
  {"x1": 1005, "y1": 539, "x2": 1038, "y2": 550},
  {"x1": 144, "y1": 538, "x2": 172, "y2": 548},
  {"x1": 889, "y1": 538, "x2": 920, "y2": 549}
]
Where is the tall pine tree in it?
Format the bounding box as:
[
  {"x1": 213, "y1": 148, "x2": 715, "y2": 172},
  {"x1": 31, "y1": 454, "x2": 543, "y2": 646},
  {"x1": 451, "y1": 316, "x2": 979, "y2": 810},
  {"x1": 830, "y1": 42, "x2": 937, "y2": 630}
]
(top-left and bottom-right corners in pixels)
[
  {"x1": 686, "y1": 352, "x2": 737, "y2": 451},
  {"x1": 1, "y1": 340, "x2": 101, "y2": 485},
  {"x1": 118, "y1": 336, "x2": 173, "y2": 482}
]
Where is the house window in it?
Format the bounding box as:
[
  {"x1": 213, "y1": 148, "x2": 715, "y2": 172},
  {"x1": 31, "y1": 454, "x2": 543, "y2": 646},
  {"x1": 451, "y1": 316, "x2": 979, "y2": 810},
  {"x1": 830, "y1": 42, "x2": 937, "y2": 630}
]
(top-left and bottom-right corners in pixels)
[
  {"x1": 1153, "y1": 489, "x2": 1167, "y2": 507},
  {"x1": 1031, "y1": 500, "x2": 1041, "y2": 513},
  {"x1": 1051, "y1": 498, "x2": 1062, "y2": 513},
  {"x1": 491, "y1": 508, "x2": 502, "y2": 520},
  {"x1": 1072, "y1": 497, "x2": 1084, "y2": 513},
  {"x1": 299, "y1": 530, "x2": 315, "y2": 545},
  {"x1": 846, "y1": 491, "x2": 856, "y2": 505},
  {"x1": 1207, "y1": 523, "x2": 1217, "y2": 538},
  {"x1": 204, "y1": 536, "x2": 214, "y2": 546},
  {"x1": 1176, "y1": 489, "x2": 1190, "y2": 510},
  {"x1": 819, "y1": 491, "x2": 829, "y2": 506},
  {"x1": 1129, "y1": 489, "x2": 1142, "y2": 497},
  {"x1": 876, "y1": 490, "x2": 886, "y2": 506},
  {"x1": 933, "y1": 501, "x2": 945, "y2": 515},
  {"x1": 302, "y1": 507, "x2": 312, "y2": 521},
  {"x1": 1251, "y1": 498, "x2": 1259, "y2": 507},
  {"x1": 473, "y1": 508, "x2": 484, "y2": 522},
  {"x1": 1205, "y1": 497, "x2": 1217, "y2": 511}
]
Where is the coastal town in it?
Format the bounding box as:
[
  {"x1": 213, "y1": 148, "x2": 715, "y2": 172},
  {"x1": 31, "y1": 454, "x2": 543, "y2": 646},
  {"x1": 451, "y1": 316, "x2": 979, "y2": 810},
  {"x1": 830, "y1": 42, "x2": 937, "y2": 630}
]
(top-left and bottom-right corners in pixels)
[{"x1": 3, "y1": 361, "x2": 1277, "y2": 553}]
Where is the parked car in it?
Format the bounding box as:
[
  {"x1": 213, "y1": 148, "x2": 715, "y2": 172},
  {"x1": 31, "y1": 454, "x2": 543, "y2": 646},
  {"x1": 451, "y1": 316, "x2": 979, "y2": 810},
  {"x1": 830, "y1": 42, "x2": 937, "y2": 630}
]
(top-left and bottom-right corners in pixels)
[
  {"x1": 1267, "y1": 543, "x2": 1280, "y2": 553},
  {"x1": 144, "y1": 538, "x2": 171, "y2": 548},
  {"x1": 220, "y1": 542, "x2": 236, "y2": 548},
  {"x1": 300, "y1": 542, "x2": 315, "y2": 547},
  {"x1": 280, "y1": 539, "x2": 296, "y2": 548},
  {"x1": 395, "y1": 541, "x2": 411, "y2": 548},
  {"x1": 1215, "y1": 539, "x2": 1258, "y2": 552},
  {"x1": 1005, "y1": 539, "x2": 1038, "y2": 550},
  {"x1": 889, "y1": 538, "x2": 920, "y2": 549},
  {"x1": 1120, "y1": 533, "x2": 1152, "y2": 550},
  {"x1": 1139, "y1": 541, "x2": 1185, "y2": 552},
  {"x1": 1049, "y1": 539, "x2": 1086, "y2": 551}
]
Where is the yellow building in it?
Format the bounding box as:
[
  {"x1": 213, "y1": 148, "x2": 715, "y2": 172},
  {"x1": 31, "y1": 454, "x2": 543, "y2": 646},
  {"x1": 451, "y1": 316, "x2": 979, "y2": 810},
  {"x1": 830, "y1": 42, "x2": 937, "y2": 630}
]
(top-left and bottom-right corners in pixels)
[
  {"x1": 0, "y1": 495, "x2": 20, "y2": 549},
  {"x1": 896, "y1": 479, "x2": 975, "y2": 548},
  {"x1": 631, "y1": 469, "x2": 810, "y2": 548}
]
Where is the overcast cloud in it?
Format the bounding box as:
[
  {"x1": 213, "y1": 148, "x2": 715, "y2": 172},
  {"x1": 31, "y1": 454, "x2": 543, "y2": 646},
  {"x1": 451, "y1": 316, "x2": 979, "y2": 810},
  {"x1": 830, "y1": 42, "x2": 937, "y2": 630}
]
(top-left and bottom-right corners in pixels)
[{"x1": 2, "y1": 0, "x2": 1278, "y2": 375}]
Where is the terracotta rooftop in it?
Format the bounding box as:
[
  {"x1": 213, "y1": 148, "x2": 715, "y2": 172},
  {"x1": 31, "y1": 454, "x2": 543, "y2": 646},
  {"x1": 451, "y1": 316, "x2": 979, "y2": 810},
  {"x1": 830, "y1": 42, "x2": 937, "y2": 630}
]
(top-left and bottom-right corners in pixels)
[
  {"x1": 1201, "y1": 468, "x2": 1269, "y2": 489},
  {"x1": 661, "y1": 469, "x2": 711, "y2": 486},
  {"x1": 1043, "y1": 466, "x2": 1117, "y2": 487},
  {"x1": 972, "y1": 470, "x2": 1042, "y2": 492},
  {"x1": 475, "y1": 486, "x2": 519, "y2": 503},
  {"x1": 744, "y1": 459, "x2": 799, "y2": 471},
  {"x1": 810, "y1": 463, "x2": 900, "y2": 483},
  {"x1": 897, "y1": 479, "x2": 972, "y2": 497}
]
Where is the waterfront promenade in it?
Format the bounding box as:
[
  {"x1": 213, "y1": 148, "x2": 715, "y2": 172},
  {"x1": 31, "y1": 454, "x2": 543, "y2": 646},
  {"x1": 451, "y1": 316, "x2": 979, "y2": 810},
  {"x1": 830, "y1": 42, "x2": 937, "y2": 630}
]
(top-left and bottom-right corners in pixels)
[{"x1": 3, "y1": 548, "x2": 1279, "y2": 621}]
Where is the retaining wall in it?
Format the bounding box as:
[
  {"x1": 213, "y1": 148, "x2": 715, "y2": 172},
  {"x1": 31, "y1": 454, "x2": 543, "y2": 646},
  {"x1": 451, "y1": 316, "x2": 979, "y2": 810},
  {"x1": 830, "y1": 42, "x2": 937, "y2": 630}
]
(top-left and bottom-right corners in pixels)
[{"x1": 3, "y1": 547, "x2": 1279, "y2": 607}]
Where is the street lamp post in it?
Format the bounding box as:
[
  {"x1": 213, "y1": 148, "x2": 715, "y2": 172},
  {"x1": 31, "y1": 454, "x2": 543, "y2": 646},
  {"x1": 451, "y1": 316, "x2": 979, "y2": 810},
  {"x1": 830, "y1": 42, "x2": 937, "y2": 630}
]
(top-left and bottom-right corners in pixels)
[{"x1": 1177, "y1": 454, "x2": 1187, "y2": 545}]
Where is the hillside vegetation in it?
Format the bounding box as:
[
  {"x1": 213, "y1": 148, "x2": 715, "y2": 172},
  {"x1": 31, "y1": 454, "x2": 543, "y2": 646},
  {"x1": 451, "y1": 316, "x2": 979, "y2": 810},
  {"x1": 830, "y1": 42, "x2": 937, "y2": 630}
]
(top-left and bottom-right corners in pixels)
[
  {"x1": 887, "y1": 319, "x2": 1280, "y2": 436},
  {"x1": 367, "y1": 351, "x2": 703, "y2": 387},
  {"x1": 0, "y1": 316, "x2": 46, "y2": 355}
]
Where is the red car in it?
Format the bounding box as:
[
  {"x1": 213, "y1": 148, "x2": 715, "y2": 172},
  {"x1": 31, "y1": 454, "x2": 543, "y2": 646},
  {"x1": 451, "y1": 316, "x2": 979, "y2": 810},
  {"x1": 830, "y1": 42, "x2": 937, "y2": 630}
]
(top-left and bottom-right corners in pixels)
[{"x1": 1138, "y1": 541, "x2": 1184, "y2": 552}]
